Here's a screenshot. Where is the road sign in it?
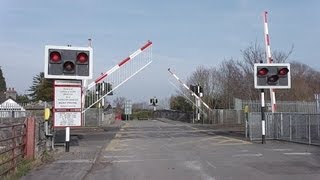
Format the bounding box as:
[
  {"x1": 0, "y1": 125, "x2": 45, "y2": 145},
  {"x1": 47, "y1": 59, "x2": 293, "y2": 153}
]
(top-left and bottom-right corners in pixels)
[
  {"x1": 124, "y1": 101, "x2": 132, "y2": 115},
  {"x1": 54, "y1": 80, "x2": 82, "y2": 127}
]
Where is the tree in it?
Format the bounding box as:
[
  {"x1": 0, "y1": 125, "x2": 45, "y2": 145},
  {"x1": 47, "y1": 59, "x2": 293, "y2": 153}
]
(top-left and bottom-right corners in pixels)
[
  {"x1": 0, "y1": 66, "x2": 6, "y2": 92},
  {"x1": 28, "y1": 72, "x2": 54, "y2": 102},
  {"x1": 183, "y1": 42, "x2": 296, "y2": 109},
  {"x1": 0, "y1": 67, "x2": 7, "y2": 101},
  {"x1": 170, "y1": 95, "x2": 193, "y2": 111},
  {"x1": 276, "y1": 61, "x2": 320, "y2": 101},
  {"x1": 16, "y1": 94, "x2": 30, "y2": 104},
  {"x1": 113, "y1": 97, "x2": 126, "y2": 114},
  {"x1": 187, "y1": 66, "x2": 222, "y2": 109}
]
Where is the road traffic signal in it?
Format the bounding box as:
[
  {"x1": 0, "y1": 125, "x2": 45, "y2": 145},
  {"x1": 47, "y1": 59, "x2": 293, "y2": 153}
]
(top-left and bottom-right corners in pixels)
[
  {"x1": 190, "y1": 85, "x2": 203, "y2": 97},
  {"x1": 254, "y1": 63, "x2": 291, "y2": 89},
  {"x1": 44, "y1": 45, "x2": 93, "y2": 79},
  {"x1": 150, "y1": 97, "x2": 158, "y2": 106}
]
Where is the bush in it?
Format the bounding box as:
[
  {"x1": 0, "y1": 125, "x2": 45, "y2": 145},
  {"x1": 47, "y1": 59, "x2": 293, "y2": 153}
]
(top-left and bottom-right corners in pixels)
[{"x1": 133, "y1": 110, "x2": 152, "y2": 120}]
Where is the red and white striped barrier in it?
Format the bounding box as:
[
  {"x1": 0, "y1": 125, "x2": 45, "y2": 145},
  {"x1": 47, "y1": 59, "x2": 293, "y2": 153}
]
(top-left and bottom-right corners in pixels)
[
  {"x1": 167, "y1": 68, "x2": 210, "y2": 110},
  {"x1": 263, "y1": 11, "x2": 276, "y2": 112},
  {"x1": 87, "y1": 41, "x2": 152, "y2": 89}
]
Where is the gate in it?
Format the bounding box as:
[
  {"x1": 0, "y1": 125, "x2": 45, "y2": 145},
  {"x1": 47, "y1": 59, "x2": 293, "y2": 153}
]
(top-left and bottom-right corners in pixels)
[
  {"x1": 83, "y1": 41, "x2": 153, "y2": 112},
  {"x1": 0, "y1": 123, "x2": 26, "y2": 176}
]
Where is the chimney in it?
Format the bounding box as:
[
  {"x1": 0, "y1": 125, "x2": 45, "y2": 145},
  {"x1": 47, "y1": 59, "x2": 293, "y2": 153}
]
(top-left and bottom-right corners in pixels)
[{"x1": 6, "y1": 87, "x2": 17, "y2": 100}]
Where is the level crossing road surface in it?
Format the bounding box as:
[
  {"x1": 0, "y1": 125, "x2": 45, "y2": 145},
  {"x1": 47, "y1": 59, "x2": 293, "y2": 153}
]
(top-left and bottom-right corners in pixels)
[{"x1": 22, "y1": 119, "x2": 320, "y2": 180}]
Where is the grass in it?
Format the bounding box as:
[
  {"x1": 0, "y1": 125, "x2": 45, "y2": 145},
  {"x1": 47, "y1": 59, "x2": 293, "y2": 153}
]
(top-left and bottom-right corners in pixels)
[{"x1": 1, "y1": 151, "x2": 54, "y2": 180}]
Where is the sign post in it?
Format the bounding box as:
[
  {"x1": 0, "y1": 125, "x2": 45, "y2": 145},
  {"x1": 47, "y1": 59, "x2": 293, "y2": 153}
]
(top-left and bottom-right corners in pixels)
[
  {"x1": 124, "y1": 100, "x2": 132, "y2": 121},
  {"x1": 54, "y1": 80, "x2": 82, "y2": 152}
]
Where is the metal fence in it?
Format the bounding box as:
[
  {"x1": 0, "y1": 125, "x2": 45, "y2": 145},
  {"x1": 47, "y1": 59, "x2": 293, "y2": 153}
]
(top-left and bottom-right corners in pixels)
[
  {"x1": 203, "y1": 109, "x2": 244, "y2": 125},
  {"x1": 248, "y1": 112, "x2": 320, "y2": 145},
  {"x1": 235, "y1": 98, "x2": 318, "y2": 113},
  {"x1": 154, "y1": 109, "x2": 244, "y2": 125}
]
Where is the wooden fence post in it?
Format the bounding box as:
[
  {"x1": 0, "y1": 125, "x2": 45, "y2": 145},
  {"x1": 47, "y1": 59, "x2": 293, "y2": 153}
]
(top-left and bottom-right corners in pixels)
[{"x1": 25, "y1": 117, "x2": 35, "y2": 159}]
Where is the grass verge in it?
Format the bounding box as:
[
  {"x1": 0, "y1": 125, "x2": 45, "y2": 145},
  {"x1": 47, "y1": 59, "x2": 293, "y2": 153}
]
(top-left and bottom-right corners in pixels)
[{"x1": 2, "y1": 151, "x2": 54, "y2": 180}]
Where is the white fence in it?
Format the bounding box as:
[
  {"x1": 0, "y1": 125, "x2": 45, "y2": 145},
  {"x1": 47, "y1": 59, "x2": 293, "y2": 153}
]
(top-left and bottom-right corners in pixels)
[{"x1": 0, "y1": 104, "x2": 26, "y2": 118}]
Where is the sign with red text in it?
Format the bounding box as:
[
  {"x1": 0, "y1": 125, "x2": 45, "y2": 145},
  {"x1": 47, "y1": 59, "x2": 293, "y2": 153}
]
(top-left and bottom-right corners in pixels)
[{"x1": 54, "y1": 80, "x2": 82, "y2": 127}]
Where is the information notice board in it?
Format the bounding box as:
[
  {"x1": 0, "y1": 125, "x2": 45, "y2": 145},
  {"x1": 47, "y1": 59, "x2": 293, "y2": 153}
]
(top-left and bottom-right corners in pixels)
[{"x1": 54, "y1": 80, "x2": 82, "y2": 127}]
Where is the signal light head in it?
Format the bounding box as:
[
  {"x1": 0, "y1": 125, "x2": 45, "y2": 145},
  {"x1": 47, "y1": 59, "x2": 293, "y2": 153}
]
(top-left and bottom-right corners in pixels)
[
  {"x1": 267, "y1": 75, "x2": 279, "y2": 85},
  {"x1": 63, "y1": 61, "x2": 75, "y2": 73},
  {"x1": 278, "y1": 68, "x2": 289, "y2": 76},
  {"x1": 77, "y1": 52, "x2": 88, "y2": 63},
  {"x1": 45, "y1": 45, "x2": 93, "y2": 79},
  {"x1": 257, "y1": 68, "x2": 269, "y2": 77},
  {"x1": 49, "y1": 51, "x2": 61, "y2": 63},
  {"x1": 254, "y1": 63, "x2": 291, "y2": 89}
]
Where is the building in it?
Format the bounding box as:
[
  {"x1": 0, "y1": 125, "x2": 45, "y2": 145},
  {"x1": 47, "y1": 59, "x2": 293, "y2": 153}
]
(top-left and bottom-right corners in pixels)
[
  {"x1": 5, "y1": 87, "x2": 17, "y2": 100},
  {"x1": 0, "y1": 98, "x2": 26, "y2": 118}
]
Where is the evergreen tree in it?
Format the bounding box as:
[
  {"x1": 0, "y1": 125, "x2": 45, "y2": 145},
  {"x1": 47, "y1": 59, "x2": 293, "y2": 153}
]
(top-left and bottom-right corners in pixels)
[
  {"x1": 0, "y1": 66, "x2": 7, "y2": 92},
  {"x1": 28, "y1": 72, "x2": 54, "y2": 102},
  {"x1": 16, "y1": 94, "x2": 30, "y2": 104}
]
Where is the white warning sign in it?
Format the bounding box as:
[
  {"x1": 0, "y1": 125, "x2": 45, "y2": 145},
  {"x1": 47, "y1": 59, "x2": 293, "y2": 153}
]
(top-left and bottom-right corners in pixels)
[
  {"x1": 55, "y1": 86, "x2": 82, "y2": 109},
  {"x1": 54, "y1": 111, "x2": 82, "y2": 127}
]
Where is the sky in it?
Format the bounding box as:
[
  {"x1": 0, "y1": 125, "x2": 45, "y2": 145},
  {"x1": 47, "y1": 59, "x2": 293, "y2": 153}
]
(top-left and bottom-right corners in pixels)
[{"x1": 1, "y1": 0, "x2": 320, "y2": 104}]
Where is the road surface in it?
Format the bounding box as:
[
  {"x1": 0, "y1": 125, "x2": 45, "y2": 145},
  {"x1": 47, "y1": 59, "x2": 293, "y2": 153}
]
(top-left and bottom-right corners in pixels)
[{"x1": 22, "y1": 119, "x2": 320, "y2": 180}]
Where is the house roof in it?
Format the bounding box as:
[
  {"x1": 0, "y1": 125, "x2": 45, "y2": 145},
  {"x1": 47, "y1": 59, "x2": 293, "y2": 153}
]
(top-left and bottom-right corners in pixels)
[{"x1": 0, "y1": 98, "x2": 26, "y2": 111}]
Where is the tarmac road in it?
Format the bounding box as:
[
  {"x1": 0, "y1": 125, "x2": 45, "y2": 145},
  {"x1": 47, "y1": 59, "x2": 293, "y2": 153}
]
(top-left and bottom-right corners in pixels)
[{"x1": 22, "y1": 119, "x2": 320, "y2": 180}]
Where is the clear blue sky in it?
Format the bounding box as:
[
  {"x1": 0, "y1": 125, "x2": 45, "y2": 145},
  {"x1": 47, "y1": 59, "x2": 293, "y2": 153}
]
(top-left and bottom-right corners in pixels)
[{"x1": 1, "y1": 0, "x2": 319, "y2": 103}]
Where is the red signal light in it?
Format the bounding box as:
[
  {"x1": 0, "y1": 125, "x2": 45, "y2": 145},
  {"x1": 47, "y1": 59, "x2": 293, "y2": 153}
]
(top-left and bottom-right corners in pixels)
[
  {"x1": 77, "y1": 52, "x2": 88, "y2": 63},
  {"x1": 257, "y1": 68, "x2": 269, "y2": 76},
  {"x1": 278, "y1": 68, "x2": 289, "y2": 76},
  {"x1": 50, "y1": 51, "x2": 61, "y2": 62}
]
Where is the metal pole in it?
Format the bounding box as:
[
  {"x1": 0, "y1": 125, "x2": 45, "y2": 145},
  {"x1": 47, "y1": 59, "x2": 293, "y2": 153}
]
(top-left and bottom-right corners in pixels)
[
  {"x1": 306, "y1": 116, "x2": 308, "y2": 142},
  {"x1": 193, "y1": 96, "x2": 195, "y2": 124},
  {"x1": 245, "y1": 112, "x2": 248, "y2": 138},
  {"x1": 308, "y1": 115, "x2": 311, "y2": 144},
  {"x1": 65, "y1": 127, "x2": 70, "y2": 152},
  {"x1": 261, "y1": 89, "x2": 266, "y2": 144},
  {"x1": 197, "y1": 98, "x2": 201, "y2": 122},
  {"x1": 318, "y1": 114, "x2": 320, "y2": 138},
  {"x1": 280, "y1": 113, "x2": 283, "y2": 137},
  {"x1": 289, "y1": 114, "x2": 292, "y2": 141}
]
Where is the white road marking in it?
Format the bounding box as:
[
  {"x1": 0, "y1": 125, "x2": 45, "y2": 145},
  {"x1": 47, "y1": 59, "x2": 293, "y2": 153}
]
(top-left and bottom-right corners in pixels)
[
  {"x1": 240, "y1": 150, "x2": 249, "y2": 152},
  {"x1": 184, "y1": 161, "x2": 201, "y2": 171},
  {"x1": 54, "y1": 159, "x2": 92, "y2": 163},
  {"x1": 232, "y1": 153, "x2": 263, "y2": 157},
  {"x1": 104, "y1": 155, "x2": 135, "y2": 158},
  {"x1": 283, "y1": 152, "x2": 312, "y2": 155},
  {"x1": 111, "y1": 158, "x2": 177, "y2": 163},
  {"x1": 184, "y1": 161, "x2": 216, "y2": 180},
  {"x1": 206, "y1": 161, "x2": 217, "y2": 169},
  {"x1": 270, "y1": 148, "x2": 292, "y2": 151}
]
